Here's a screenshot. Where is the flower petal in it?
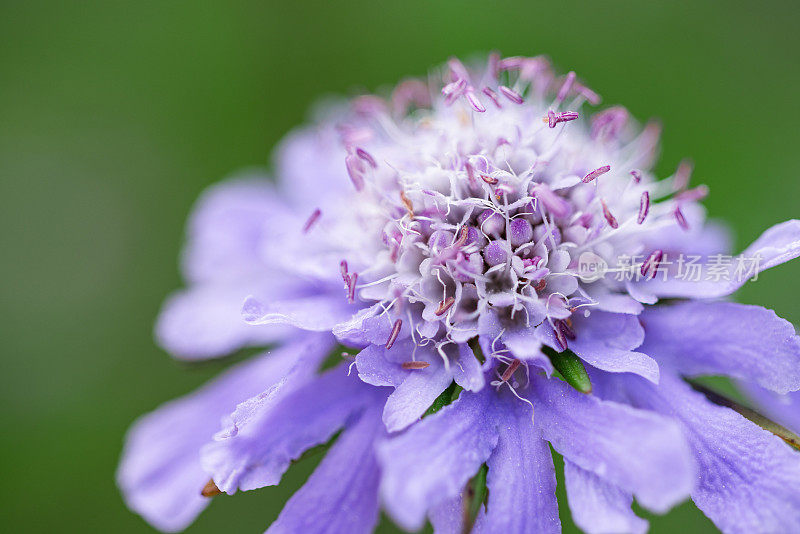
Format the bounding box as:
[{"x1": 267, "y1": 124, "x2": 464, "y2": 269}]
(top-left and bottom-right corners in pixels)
[
  {"x1": 641, "y1": 302, "x2": 800, "y2": 394},
  {"x1": 473, "y1": 396, "x2": 560, "y2": 534},
  {"x1": 181, "y1": 177, "x2": 289, "y2": 283},
  {"x1": 741, "y1": 383, "x2": 800, "y2": 435},
  {"x1": 242, "y1": 294, "x2": 354, "y2": 332},
  {"x1": 564, "y1": 460, "x2": 648, "y2": 534},
  {"x1": 538, "y1": 312, "x2": 659, "y2": 383},
  {"x1": 382, "y1": 352, "x2": 453, "y2": 432},
  {"x1": 634, "y1": 219, "x2": 800, "y2": 299},
  {"x1": 529, "y1": 374, "x2": 695, "y2": 512},
  {"x1": 452, "y1": 342, "x2": 486, "y2": 392},
  {"x1": 266, "y1": 407, "x2": 383, "y2": 534},
  {"x1": 624, "y1": 373, "x2": 800, "y2": 533},
  {"x1": 156, "y1": 283, "x2": 293, "y2": 360},
  {"x1": 117, "y1": 337, "x2": 325, "y2": 532},
  {"x1": 379, "y1": 388, "x2": 501, "y2": 531},
  {"x1": 201, "y1": 364, "x2": 381, "y2": 493}
]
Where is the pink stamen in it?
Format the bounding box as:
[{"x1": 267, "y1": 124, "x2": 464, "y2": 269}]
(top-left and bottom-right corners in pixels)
[
  {"x1": 402, "y1": 361, "x2": 430, "y2": 370},
  {"x1": 356, "y1": 148, "x2": 377, "y2": 168},
  {"x1": 676, "y1": 185, "x2": 709, "y2": 203},
  {"x1": 482, "y1": 87, "x2": 502, "y2": 108},
  {"x1": 557, "y1": 71, "x2": 576, "y2": 102},
  {"x1": 481, "y1": 173, "x2": 499, "y2": 185},
  {"x1": 442, "y1": 79, "x2": 467, "y2": 105},
  {"x1": 498, "y1": 85, "x2": 523, "y2": 104},
  {"x1": 674, "y1": 206, "x2": 689, "y2": 230},
  {"x1": 386, "y1": 319, "x2": 402, "y2": 349},
  {"x1": 601, "y1": 199, "x2": 619, "y2": 229},
  {"x1": 673, "y1": 160, "x2": 693, "y2": 191},
  {"x1": 640, "y1": 249, "x2": 664, "y2": 279},
  {"x1": 559, "y1": 319, "x2": 576, "y2": 340},
  {"x1": 547, "y1": 110, "x2": 579, "y2": 128},
  {"x1": 630, "y1": 169, "x2": 642, "y2": 183},
  {"x1": 575, "y1": 83, "x2": 601, "y2": 105},
  {"x1": 554, "y1": 322, "x2": 569, "y2": 351},
  {"x1": 454, "y1": 226, "x2": 469, "y2": 247},
  {"x1": 637, "y1": 192, "x2": 650, "y2": 224},
  {"x1": 345, "y1": 154, "x2": 365, "y2": 191},
  {"x1": 533, "y1": 279, "x2": 546, "y2": 292},
  {"x1": 435, "y1": 297, "x2": 456, "y2": 316},
  {"x1": 501, "y1": 359, "x2": 521, "y2": 382},
  {"x1": 347, "y1": 272, "x2": 358, "y2": 303},
  {"x1": 302, "y1": 208, "x2": 321, "y2": 234},
  {"x1": 340, "y1": 260, "x2": 349, "y2": 283},
  {"x1": 465, "y1": 90, "x2": 486, "y2": 112},
  {"x1": 582, "y1": 165, "x2": 610, "y2": 183}
]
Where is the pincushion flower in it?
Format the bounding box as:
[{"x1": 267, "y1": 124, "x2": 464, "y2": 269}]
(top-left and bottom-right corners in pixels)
[{"x1": 118, "y1": 54, "x2": 800, "y2": 533}]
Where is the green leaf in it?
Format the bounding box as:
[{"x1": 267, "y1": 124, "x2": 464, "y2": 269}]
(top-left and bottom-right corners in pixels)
[{"x1": 542, "y1": 346, "x2": 592, "y2": 393}]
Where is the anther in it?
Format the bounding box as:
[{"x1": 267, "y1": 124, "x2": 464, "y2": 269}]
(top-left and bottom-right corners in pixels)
[
  {"x1": 630, "y1": 169, "x2": 642, "y2": 183},
  {"x1": 399, "y1": 190, "x2": 415, "y2": 219},
  {"x1": 435, "y1": 296, "x2": 456, "y2": 316},
  {"x1": 533, "y1": 279, "x2": 547, "y2": 292},
  {"x1": 302, "y1": 208, "x2": 321, "y2": 234},
  {"x1": 345, "y1": 154, "x2": 365, "y2": 191},
  {"x1": 640, "y1": 249, "x2": 663, "y2": 279},
  {"x1": 583, "y1": 165, "x2": 610, "y2": 183},
  {"x1": 355, "y1": 148, "x2": 377, "y2": 168},
  {"x1": 674, "y1": 206, "x2": 689, "y2": 230},
  {"x1": 556, "y1": 71, "x2": 576, "y2": 102},
  {"x1": 673, "y1": 159, "x2": 693, "y2": 191},
  {"x1": 601, "y1": 199, "x2": 619, "y2": 229},
  {"x1": 201, "y1": 479, "x2": 222, "y2": 498},
  {"x1": 442, "y1": 79, "x2": 467, "y2": 105},
  {"x1": 498, "y1": 85, "x2": 524, "y2": 104},
  {"x1": 554, "y1": 322, "x2": 569, "y2": 351},
  {"x1": 347, "y1": 272, "x2": 358, "y2": 303},
  {"x1": 386, "y1": 319, "x2": 402, "y2": 349},
  {"x1": 340, "y1": 260, "x2": 349, "y2": 284},
  {"x1": 637, "y1": 191, "x2": 650, "y2": 224},
  {"x1": 465, "y1": 90, "x2": 486, "y2": 113},
  {"x1": 402, "y1": 361, "x2": 430, "y2": 370},
  {"x1": 454, "y1": 226, "x2": 470, "y2": 247},
  {"x1": 547, "y1": 110, "x2": 579, "y2": 128},
  {"x1": 557, "y1": 319, "x2": 576, "y2": 340},
  {"x1": 575, "y1": 83, "x2": 601, "y2": 105},
  {"x1": 482, "y1": 87, "x2": 502, "y2": 108},
  {"x1": 480, "y1": 173, "x2": 499, "y2": 185},
  {"x1": 501, "y1": 359, "x2": 521, "y2": 382},
  {"x1": 675, "y1": 185, "x2": 709, "y2": 203}
]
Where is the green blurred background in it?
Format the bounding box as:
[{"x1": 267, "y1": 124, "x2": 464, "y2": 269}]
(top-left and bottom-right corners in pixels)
[{"x1": 1, "y1": 0, "x2": 798, "y2": 532}]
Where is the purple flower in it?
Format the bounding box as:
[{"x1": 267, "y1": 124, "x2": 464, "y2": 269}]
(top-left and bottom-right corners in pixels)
[{"x1": 119, "y1": 55, "x2": 800, "y2": 533}]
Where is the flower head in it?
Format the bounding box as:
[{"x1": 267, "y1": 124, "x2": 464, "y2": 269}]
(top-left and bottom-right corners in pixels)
[{"x1": 119, "y1": 54, "x2": 800, "y2": 534}]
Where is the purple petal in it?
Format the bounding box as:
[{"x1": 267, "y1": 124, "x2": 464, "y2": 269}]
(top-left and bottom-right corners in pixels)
[
  {"x1": 182, "y1": 178, "x2": 289, "y2": 283},
  {"x1": 201, "y1": 365, "x2": 382, "y2": 493},
  {"x1": 156, "y1": 283, "x2": 292, "y2": 360},
  {"x1": 242, "y1": 294, "x2": 354, "y2": 332},
  {"x1": 502, "y1": 327, "x2": 555, "y2": 376},
  {"x1": 355, "y1": 343, "x2": 409, "y2": 387},
  {"x1": 538, "y1": 312, "x2": 659, "y2": 383},
  {"x1": 428, "y1": 495, "x2": 465, "y2": 534},
  {"x1": 117, "y1": 337, "x2": 327, "y2": 532},
  {"x1": 379, "y1": 388, "x2": 501, "y2": 530},
  {"x1": 741, "y1": 382, "x2": 800, "y2": 435},
  {"x1": 452, "y1": 342, "x2": 486, "y2": 391},
  {"x1": 529, "y1": 375, "x2": 695, "y2": 512},
  {"x1": 634, "y1": 219, "x2": 800, "y2": 299},
  {"x1": 641, "y1": 302, "x2": 800, "y2": 394},
  {"x1": 473, "y1": 396, "x2": 560, "y2": 534},
  {"x1": 564, "y1": 461, "x2": 648, "y2": 534},
  {"x1": 624, "y1": 373, "x2": 800, "y2": 533},
  {"x1": 266, "y1": 407, "x2": 383, "y2": 534},
  {"x1": 382, "y1": 351, "x2": 453, "y2": 432}
]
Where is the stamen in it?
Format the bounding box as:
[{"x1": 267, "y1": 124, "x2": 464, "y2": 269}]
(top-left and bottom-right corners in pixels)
[
  {"x1": 533, "y1": 279, "x2": 547, "y2": 292},
  {"x1": 347, "y1": 272, "x2": 358, "y2": 303},
  {"x1": 482, "y1": 87, "x2": 502, "y2": 108},
  {"x1": 630, "y1": 169, "x2": 642, "y2": 183},
  {"x1": 547, "y1": 110, "x2": 579, "y2": 128},
  {"x1": 501, "y1": 359, "x2": 521, "y2": 382},
  {"x1": 442, "y1": 79, "x2": 467, "y2": 105},
  {"x1": 345, "y1": 154, "x2": 365, "y2": 191},
  {"x1": 556, "y1": 71, "x2": 576, "y2": 102},
  {"x1": 554, "y1": 321, "x2": 569, "y2": 351},
  {"x1": 640, "y1": 249, "x2": 663, "y2": 279},
  {"x1": 201, "y1": 479, "x2": 222, "y2": 498},
  {"x1": 601, "y1": 199, "x2": 619, "y2": 229},
  {"x1": 582, "y1": 165, "x2": 610, "y2": 183},
  {"x1": 435, "y1": 296, "x2": 456, "y2": 316},
  {"x1": 637, "y1": 191, "x2": 650, "y2": 224},
  {"x1": 676, "y1": 184, "x2": 709, "y2": 203},
  {"x1": 402, "y1": 361, "x2": 430, "y2": 370},
  {"x1": 302, "y1": 208, "x2": 321, "y2": 234},
  {"x1": 674, "y1": 206, "x2": 689, "y2": 230},
  {"x1": 557, "y1": 319, "x2": 576, "y2": 340},
  {"x1": 480, "y1": 173, "x2": 499, "y2": 185},
  {"x1": 454, "y1": 226, "x2": 470, "y2": 247},
  {"x1": 399, "y1": 190, "x2": 415, "y2": 219},
  {"x1": 340, "y1": 260, "x2": 349, "y2": 284},
  {"x1": 498, "y1": 85, "x2": 523, "y2": 104},
  {"x1": 465, "y1": 90, "x2": 486, "y2": 112},
  {"x1": 356, "y1": 148, "x2": 377, "y2": 168},
  {"x1": 673, "y1": 159, "x2": 693, "y2": 190},
  {"x1": 386, "y1": 319, "x2": 402, "y2": 349},
  {"x1": 575, "y1": 82, "x2": 601, "y2": 105}
]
